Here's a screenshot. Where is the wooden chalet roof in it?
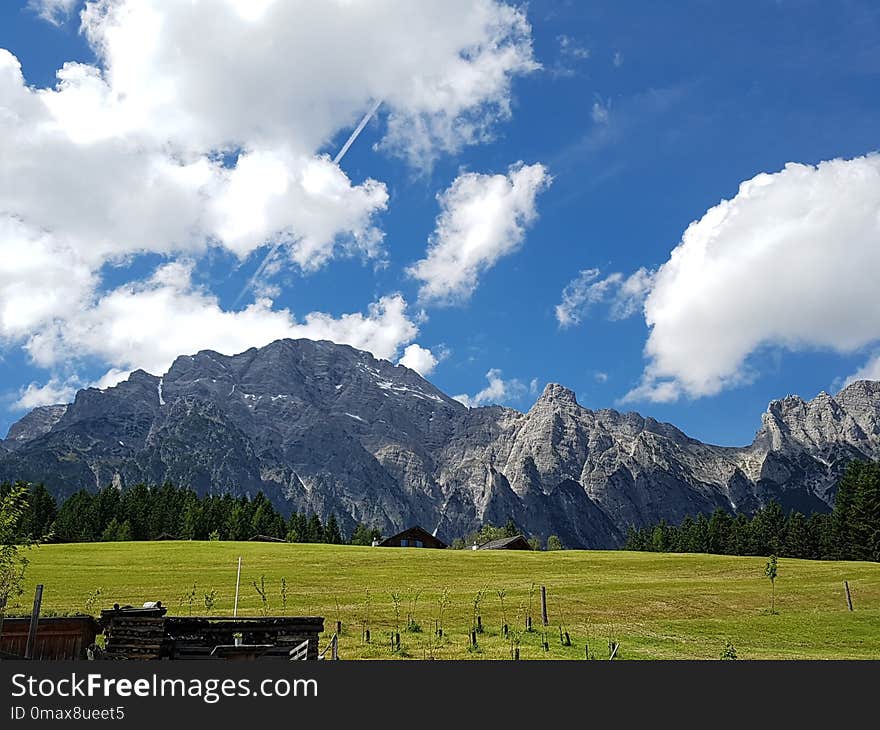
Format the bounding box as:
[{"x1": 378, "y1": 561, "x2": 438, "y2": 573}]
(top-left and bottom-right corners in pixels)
[
  {"x1": 379, "y1": 525, "x2": 447, "y2": 548},
  {"x1": 477, "y1": 534, "x2": 532, "y2": 550}
]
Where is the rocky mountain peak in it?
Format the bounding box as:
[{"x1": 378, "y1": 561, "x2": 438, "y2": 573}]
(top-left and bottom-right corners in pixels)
[
  {"x1": 757, "y1": 380, "x2": 880, "y2": 457},
  {"x1": 4, "y1": 404, "x2": 68, "y2": 448},
  {"x1": 3, "y1": 339, "x2": 880, "y2": 548},
  {"x1": 536, "y1": 383, "x2": 580, "y2": 408}
]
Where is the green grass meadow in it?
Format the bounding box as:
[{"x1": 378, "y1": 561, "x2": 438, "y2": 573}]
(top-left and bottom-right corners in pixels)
[{"x1": 15, "y1": 542, "x2": 880, "y2": 660}]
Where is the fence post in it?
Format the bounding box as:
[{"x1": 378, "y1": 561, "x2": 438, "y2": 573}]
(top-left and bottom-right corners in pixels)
[
  {"x1": 233, "y1": 557, "x2": 242, "y2": 618},
  {"x1": 24, "y1": 584, "x2": 43, "y2": 659},
  {"x1": 844, "y1": 581, "x2": 854, "y2": 611},
  {"x1": 541, "y1": 585, "x2": 549, "y2": 626},
  {"x1": 331, "y1": 633, "x2": 339, "y2": 660}
]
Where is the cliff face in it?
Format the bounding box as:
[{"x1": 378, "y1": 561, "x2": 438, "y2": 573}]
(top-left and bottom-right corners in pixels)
[
  {"x1": 3, "y1": 404, "x2": 68, "y2": 448},
  {"x1": 3, "y1": 338, "x2": 878, "y2": 548}
]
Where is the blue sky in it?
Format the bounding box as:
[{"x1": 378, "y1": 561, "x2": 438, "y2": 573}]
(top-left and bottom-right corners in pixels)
[{"x1": 1, "y1": 0, "x2": 879, "y2": 446}]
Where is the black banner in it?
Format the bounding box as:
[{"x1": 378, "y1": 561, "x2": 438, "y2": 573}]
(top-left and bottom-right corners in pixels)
[{"x1": 1, "y1": 660, "x2": 876, "y2": 727}]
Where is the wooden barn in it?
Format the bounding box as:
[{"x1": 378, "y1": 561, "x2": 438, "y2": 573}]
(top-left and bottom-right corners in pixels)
[
  {"x1": 478, "y1": 535, "x2": 532, "y2": 551},
  {"x1": 379, "y1": 525, "x2": 447, "y2": 549}
]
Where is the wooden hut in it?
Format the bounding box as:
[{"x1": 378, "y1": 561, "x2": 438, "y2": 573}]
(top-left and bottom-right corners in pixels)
[
  {"x1": 0, "y1": 616, "x2": 100, "y2": 659},
  {"x1": 378, "y1": 526, "x2": 447, "y2": 549},
  {"x1": 477, "y1": 534, "x2": 532, "y2": 550}
]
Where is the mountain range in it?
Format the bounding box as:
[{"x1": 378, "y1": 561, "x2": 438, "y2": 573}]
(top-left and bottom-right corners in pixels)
[{"x1": 3, "y1": 338, "x2": 879, "y2": 548}]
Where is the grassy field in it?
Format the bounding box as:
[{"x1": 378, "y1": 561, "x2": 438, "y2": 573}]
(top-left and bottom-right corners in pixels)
[{"x1": 13, "y1": 541, "x2": 880, "y2": 660}]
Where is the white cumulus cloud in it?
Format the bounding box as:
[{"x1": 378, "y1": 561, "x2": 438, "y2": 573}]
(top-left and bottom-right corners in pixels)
[
  {"x1": 77, "y1": 0, "x2": 538, "y2": 164},
  {"x1": 398, "y1": 344, "x2": 440, "y2": 377},
  {"x1": 844, "y1": 353, "x2": 880, "y2": 386},
  {"x1": 454, "y1": 368, "x2": 527, "y2": 407},
  {"x1": 409, "y1": 162, "x2": 551, "y2": 305},
  {"x1": 13, "y1": 378, "x2": 79, "y2": 411},
  {"x1": 24, "y1": 263, "x2": 420, "y2": 382},
  {"x1": 625, "y1": 155, "x2": 880, "y2": 403}
]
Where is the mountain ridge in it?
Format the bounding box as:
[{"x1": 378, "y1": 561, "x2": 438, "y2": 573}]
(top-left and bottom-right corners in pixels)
[{"x1": 3, "y1": 338, "x2": 879, "y2": 548}]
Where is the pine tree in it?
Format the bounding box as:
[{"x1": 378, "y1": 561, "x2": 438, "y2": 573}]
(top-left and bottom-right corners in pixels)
[
  {"x1": 120, "y1": 484, "x2": 153, "y2": 540},
  {"x1": 116, "y1": 520, "x2": 133, "y2": 542},
  {"x1": 651, "y1": 520, "x2": 671, "y2": 552},
  {"x1": 19, "y1": 484, "x2": 57, "y2": 540},
  {"x1": 324, "y1": 514, "x2": 343, "y2": 544},
  {"x1": 54, "y1": 490, "x2": 98, "y2": 542},
  {"x1": 676, "y1": 516, "x2": 696, "y2": 552},
  {"x1": 783, "y1": 512, "x2": 812, "y2": 559},
  {"x1": 228, "y1": 500, "x2": 252, "y2": 541},
  {"x1": 306, "y1": 514, "x2": 324, "y2": 543},
  {"x1": 150, "y1": 482, "x2": 186, "y2": 538},
  {"x1": 350, "y1": 523, "x2": 381, "y2": 545},
  {"x1": 624, "y1": 526, "x2": 651, "y2": 551},
  {"x1": 707, "y1": 509, "x2": 733, "y2": 554},
  {"x1": 731, "y1": 513, "x2": 754, "y2": 556},
  {"x1": 694, "y1": 513, "x2": 710, "y2": 553},
  {"x1": 101, "y1": 518, "x2": 122, "y2": 542},
  {"x1": 92, "y1": 484, "x2": 122, "y2": 538},
  {"x1": 830, "y1": 465, "x2": 858, "y2": 560},
  {"x1": 850, "y1": 462, "x2": 880, "y2": 561},
  {"x1": 180, "y1": 494, "x2": 204, "y2": 540},
  {"x1": 810, "y1": 512, "x2": 834, "y2": 560},
  {"x1": 251, "y1": 498, "x2": 285, "y2": 538},
  {"x1": 752, "y1": 501, "x2": 786, "y2": 555},
  {"x1": 287, "y1": 512, "x2": 308, "y2": 543}
]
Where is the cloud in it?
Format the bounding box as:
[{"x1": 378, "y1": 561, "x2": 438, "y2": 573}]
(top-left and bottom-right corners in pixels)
[
  {"x1": 625, "y1": 155, "x2": 880, "y2": 403},
  {"x1": 79, "y1": 0, "x2": 538, "y2": 167},
  {"x1": 0, "y1": 49, "x2": 390, "y2": 278},
  {"x1": 409, "y1": 162, "x2": 551, "y2": 305},
  {"x1": 609, "y1": 267, "x2": 655, "y2": 320},
  {"x1": 591, "y1": 99, "x2": 611, "y2": 125},
  {"x1": 90, "y1": 369, "x2": 131, "y2": 390},
  {"x1": 550, "y1": 35, "x2": 590, "y2": 78},
  {"x1": 1, "y1": 1, "x2": 539, "y2": 403},
  {"x1": 555, "y1": 267, "x2": 653, "y2": 328},
  {"x1": 844, "y1": 353, "x2": 880, "y2": 386},
  {"x1": 208, "y1": 149, "x2": 390, "y2": 269},
  {"x1": 14, "y1": 378, "x2": 78, "y2": 411},
  {"x1": 558, "y1": 35, "x2": 590, "y2": 61},
  {"x1": 28, "y1": 0, "x2": 78, "y2": 25},
  {"x1": 613, "y1": 51, "x2": 624, "y2": 68},
  {"x1": 398, "y1": 344, "x2": 440, "y2": 377},
  {"x1": 0, "y1": 217, "x2": 96, "y2": 341},
  {"x1": 24, "y1": 261, "x2": 420, "y2": 386},
  {"x1": 594, "y1": 371, "x2": 609, "y2": 383},
  {"x1": 454, "y1": 368, "x2": 527, "y2": 407}
]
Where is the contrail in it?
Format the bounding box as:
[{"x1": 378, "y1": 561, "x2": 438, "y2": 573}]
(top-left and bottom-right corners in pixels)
[
  {"x1": 233, "y1": 100, "x2": 382, "y2": 307},
  {"x1": 334, "y1": 99, "x2": 382, "y2": 165}
]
